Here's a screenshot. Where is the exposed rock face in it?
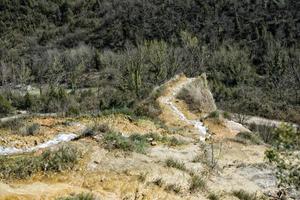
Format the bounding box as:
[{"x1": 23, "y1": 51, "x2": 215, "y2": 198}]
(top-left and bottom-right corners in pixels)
[
  {"x1": 137, "y1": 73, "x2": 216, "y2": 119},
  {"x1": 177, "y1": 74, "x2": 217, "y2": 115}
]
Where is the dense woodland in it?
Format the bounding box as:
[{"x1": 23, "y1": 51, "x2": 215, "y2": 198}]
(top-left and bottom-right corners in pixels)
[{"x1": 0, "y1": 0, "x2": 299, "y2": 123}]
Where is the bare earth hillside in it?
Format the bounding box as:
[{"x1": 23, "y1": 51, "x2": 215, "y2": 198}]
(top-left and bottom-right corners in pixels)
[{"x1": 0, "y1": 74, "x2": 286, "y2": 200}]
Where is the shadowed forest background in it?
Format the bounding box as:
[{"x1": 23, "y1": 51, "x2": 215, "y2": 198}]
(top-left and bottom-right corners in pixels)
[{"x1": 0, "y1": 0, "x2": 299, "y2": 123}]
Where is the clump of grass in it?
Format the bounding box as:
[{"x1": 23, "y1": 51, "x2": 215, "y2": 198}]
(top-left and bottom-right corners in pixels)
[
  {"x1": 56, "y1": 193, "x2": 95, "y2": 200},
  {"x1": 234, "y1": 132, "x2": 262, "y2": 145},
  {"x1": 232, "y1": 190, "x2": 258, "y2": 200},
  {"x1": 137, "y1": 172, "x2": 147, "y2": 182},
  {"x1": 25, "y1": 123, "x2": 40, "y2": 135},
  {"x1": 153, "y1": 178, "x2": 164, "y2": 187},
  {"x1": 0, "y1": 118, "x2": 24, "y2": 130},
  {"x1": 208, "y1": 193, "x2": 219, "y2": 200},
  {"x1": 223, "y1": 111, "x2": 232, "y2": 120},
  {"x1": 189, "y1": 174, "x2": 206, "y2": 192},
  {"x1": 192, "y1": 154, "x2": 203, "y2": 163},
  {"x1": 104, "y1": 132, "x2": 185, "y2": 153},
  {"x1": 165, "y1": 184, "x2": 181, "y2": 193},
  {"x1": 0, "y1": 145, "x2": 80, "y2": 180},
  {"x1": 165, "y1": 158, "x2": 186, "y2": 171},
  {"x1": 168, "y1": 136, "x2": 185, "y2": 146},
  {"x1": 144, "y1": 133, "x2": 185, "y2": 146},
  {"x1": 208, "y1": 111, "x2": 219, "y2": 119},
  {"x1": 103, "y1": 132, "x2": 149, "y2": 153}
]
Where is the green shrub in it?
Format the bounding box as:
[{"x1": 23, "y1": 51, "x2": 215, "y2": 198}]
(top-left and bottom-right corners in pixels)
[
  {"x1": 56, "y1": 193, "x2": 95, "y2": 200},
  {"x1": 104, "y1": 132, "x2": 134, "y2": 152},
  {"x1": 265, "y1": 124, "x2": 300, "y2": 189},
  {"x1": 0, "y1": 95, "x2": 13, "y2": 116},
  {"x1": 26, "y1": 123, "x2": 40, "y2": 135},
  {"x1": 0, "y1": 145, "x2": 80, "y2": 180},
  {"x1": 165, "y1": 158, "x2": 186, "y2": 171},
  {"x1": 189, "y1": 174, "x2": 206, "y2": 192}
]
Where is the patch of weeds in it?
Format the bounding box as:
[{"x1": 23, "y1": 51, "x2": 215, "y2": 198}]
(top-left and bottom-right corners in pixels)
[
  {"x1": 232, "y1": 190, "x2": 258, "y2": 200},
  {"x1": 0, "y1": 118, "x2": 24, "y2": 130},
  {"x1": 144, "y1": 132, "x2": 161, "y2": 141},
  {"x1": 192, "y1": 154, "x2": 203, "y2": 163},
  {"x1": 144, "y1": 133, "x2": 185, "y2": 146},
  {"x1": 103, "y1": 132, "x2": 149, "y2": 154},
  {"x1": 25, "y1": 123, "x2": 40, "y2": 135},
  {"x1": 208, "y1": 111, "x2": 220, "y2": 119},
  {"x1": 168, "y1": 136, "x2": 185, "y2": 146},
  {"x1": 101, "y1": 107, "x2": 135, "y2": 117},
  {"x1": 129, "y1": 134, "x2": 149, "y2": 153},
  {"x1": 137, "y1": 172, "x2": 147, "y2": 182},
  {"x1": 234, "y1": 132, "x2": 262, "y2": 145},
  {"x1": 165, "y1": 184, "x2": 181, "y2": 194},
  {"x1": 153, "y1": 178, "x2": 164, "y2": 187},
  {"x1": 56, "y1": 193, "x2": 95, "y2": 200},
  {"x1": 165, "y1": 158, "x2": 186, "y2": 171},
  {"x1": 0, "y1": 145, "x2": 80, "y2": 180},
  {"x1": 104, "y1": 132, "x2": 135, "y2": 152},
  {"x1": 208, "y1": 193, "x2": 219, "y2": 200},
  {"x1": 223, "y1": 111, "x2": 232, "y2": 120},
  {"x1": 189, "y1": 174, "x2": 206, "y2": 192}
]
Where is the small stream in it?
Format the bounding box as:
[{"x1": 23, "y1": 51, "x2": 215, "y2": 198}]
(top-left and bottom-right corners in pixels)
[{"x1": 0, "y1": 133, "x2": 77, "y2": 156}]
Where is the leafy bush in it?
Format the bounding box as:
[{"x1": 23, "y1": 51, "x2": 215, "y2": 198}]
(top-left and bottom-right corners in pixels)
[{"x1": 0, "y1": 145, "x2": 80, "y2": 180}]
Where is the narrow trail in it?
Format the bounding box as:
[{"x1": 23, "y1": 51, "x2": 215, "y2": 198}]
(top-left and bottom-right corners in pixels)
[{"x1": 160, "y1": 78, "x2": 208, "y2": 141}]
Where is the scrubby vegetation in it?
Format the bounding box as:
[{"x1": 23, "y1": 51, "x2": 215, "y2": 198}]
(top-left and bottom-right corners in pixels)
[
  {"x1": 56, "y1": 193, "x2": 95, "y2": 200},
  {"x1": 103, "y1": 132, "x2": 184, "y2": 153},
  {"x1": 0, "y1": 0, "x2": 299, "y2": 123},
  {"x1": 0, "y1": 145, "x2": 80, "y2": 179},
  {"x1": 232, "y1": 190, "x2": 265, "y2": 200},
  {"x1": 165, "y1": 158, "x2": 186, "y2": 171},
  {"x1": 189, "y1": 174, "x2": 206, "y2": 192},
  {"x1": 208, "y1": 193, "x2": 219, "y2": 200},
  {"x1": 265, "y1": 124, "x2": 300, "y2": 190},
  {"x1": 233, "y1": 132, "x2": 262, "y2": 145}
]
